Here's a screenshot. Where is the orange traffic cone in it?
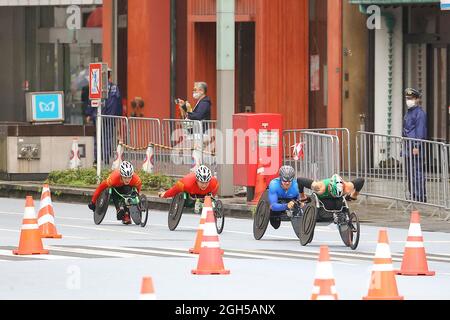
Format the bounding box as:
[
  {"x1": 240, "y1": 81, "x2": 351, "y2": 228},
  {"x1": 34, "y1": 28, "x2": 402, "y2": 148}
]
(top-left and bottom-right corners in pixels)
[
  {"x1": 140, "y1": 276, "x2": 156, "y2": 300},
  {"x1": 189, "y1": 198, "x2": 211, "y2": 254},
  {"x1": 363, "y1": 229, "x2": 403, "y2": 300},
  {"x1": 251, "y1": 158, "x2": 267, "y2": 204},
  {"x1": 38, "y1": 184, "x2": 62, "y2": 239},
  {"x1": 311, "y1": 246, "x2": 338, "y2": 300},
  {"x1": 396, "y1": 211, "x2": 435, "y2": 276},
  {"x1": 13, "y1": 196, "x2": 49, "y2": 255},
  {"x1": 192, "y1": 197, "x2": 230, "y2": 275}
]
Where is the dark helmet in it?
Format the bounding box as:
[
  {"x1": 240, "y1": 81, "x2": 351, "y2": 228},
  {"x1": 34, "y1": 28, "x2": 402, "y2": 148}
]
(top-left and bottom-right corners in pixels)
[
  {"x1": 404, "y1": 88, "x2": 422, "y2": 99},
  {"x1": 279, "y1": 165, "x2": 295, "y2": 182}
]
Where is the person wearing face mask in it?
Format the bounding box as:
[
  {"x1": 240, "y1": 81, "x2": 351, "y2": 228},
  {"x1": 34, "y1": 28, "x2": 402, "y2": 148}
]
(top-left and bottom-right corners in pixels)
[
  {"x1": 176, "y1": 82, "x2": 211, "y2": 122},
  {"x1": 402, "y1": 88, "x2": 427, "y2": 203}
]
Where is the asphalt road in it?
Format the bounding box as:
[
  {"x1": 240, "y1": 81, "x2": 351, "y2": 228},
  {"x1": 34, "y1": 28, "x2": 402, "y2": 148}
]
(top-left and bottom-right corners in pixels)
[{"x1": 1, "y1": 197, "x2": 450, "y2": 300}]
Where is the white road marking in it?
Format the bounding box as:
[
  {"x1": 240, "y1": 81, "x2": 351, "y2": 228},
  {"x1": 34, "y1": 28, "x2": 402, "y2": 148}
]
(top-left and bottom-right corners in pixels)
[
  {"x1": 0, "y1": 249, "x2": 80, "y2": 260},
  {"x1": 45, "y1": 245, "x2": 145, "y2": 259},
  {"x1": 0, "y1": 227, "x2": 86, "y2": 240}
]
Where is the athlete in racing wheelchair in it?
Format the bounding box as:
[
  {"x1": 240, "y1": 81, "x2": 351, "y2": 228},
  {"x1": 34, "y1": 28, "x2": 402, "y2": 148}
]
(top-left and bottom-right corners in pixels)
[
  {"x1": 253, "y1": 165, "x2": 305, "y2": 240},
  {"x1": 297, "y1": 174, "x2": 365, "y2": 249},
  {"x1": 88, "y1": 161, "x2": 149, "y2": 226},
  {"x1": 159, "y1": 165, "x2": 225, "y2": 234}
]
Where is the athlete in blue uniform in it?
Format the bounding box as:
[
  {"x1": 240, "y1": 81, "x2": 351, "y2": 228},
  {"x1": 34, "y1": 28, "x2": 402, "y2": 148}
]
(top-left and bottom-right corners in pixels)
[{"x1": 268, "y1": 166, "x2": 303, "y2": 217}]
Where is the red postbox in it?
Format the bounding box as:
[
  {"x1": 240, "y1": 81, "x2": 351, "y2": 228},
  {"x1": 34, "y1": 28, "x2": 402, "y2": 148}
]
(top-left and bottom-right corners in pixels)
[{"x1": 233, "y1": 113, "x2": 283, "y2": 201}]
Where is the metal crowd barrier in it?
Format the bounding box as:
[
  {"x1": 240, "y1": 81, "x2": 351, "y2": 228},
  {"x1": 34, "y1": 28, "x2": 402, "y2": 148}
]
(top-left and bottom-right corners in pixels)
[
  {"x1": 98, "y1": 115, "x2": 129, "y2": 168},
  {"x1": 126, "y1": 117, "x2": 161, "y2": 170},
  {"x1": 283, "y1": 130, "x2": 340, "y2": 180},
  {"x1": 356, "y1": 131, "x2": 450, "y2": 213},
  {"x1": 298, "y1": 128, "x2": 351, "y2": 180}
]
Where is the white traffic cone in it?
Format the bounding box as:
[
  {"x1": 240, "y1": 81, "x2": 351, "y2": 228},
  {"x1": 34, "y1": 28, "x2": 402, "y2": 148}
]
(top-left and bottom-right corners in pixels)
[
  {"x1": 69, "y1": 138, "x2": 81, "y2": 169},
  {"x1": 111, "y1": 143, "x2": 124, "y2": 170},
  {"x1": 142, "y1": 144, "x2": 154, "y2": 174}
]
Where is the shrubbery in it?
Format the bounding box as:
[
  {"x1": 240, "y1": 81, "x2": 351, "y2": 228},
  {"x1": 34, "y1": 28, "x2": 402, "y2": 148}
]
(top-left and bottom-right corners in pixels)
[{"x1": 46, "y1": 168, "x2": 175, "y2": 191}]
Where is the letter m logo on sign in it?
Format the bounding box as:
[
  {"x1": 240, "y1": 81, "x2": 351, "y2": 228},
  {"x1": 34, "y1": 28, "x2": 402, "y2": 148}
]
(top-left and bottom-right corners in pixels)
[{"x1": 89, "y1": 63, "x2": 102, "y2": 100}]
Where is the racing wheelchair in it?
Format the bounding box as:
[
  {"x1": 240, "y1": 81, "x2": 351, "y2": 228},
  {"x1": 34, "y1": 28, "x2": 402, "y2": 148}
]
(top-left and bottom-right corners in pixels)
[
  {"x1": 93, "y1": 187, "x2": 149, "y2": 227},
  {"x1": 299, "y1": 193, "x2": 360, "y2": 250},
  {"x1": 253, "y1": 190, "x2": 305, "y2": 241},
  {"x1": 168, "y1": 193, "x2": 225, "y2": 234},
  {"x1": 253, "y1": 190, "x2": 360, "y2": 250}
]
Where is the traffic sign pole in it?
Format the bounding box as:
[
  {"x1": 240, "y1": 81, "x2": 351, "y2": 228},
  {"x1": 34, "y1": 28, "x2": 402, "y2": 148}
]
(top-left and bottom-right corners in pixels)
[{"x1": 96, "y1": 101, "x2": 102, "y2": 183}]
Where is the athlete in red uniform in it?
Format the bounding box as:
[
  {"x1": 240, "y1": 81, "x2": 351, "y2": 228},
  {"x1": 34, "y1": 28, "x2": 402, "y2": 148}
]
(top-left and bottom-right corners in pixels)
[
  {"x1": 159, "y1": 165, "x2": 219, "y2": 198},
  {"x1": 88, "y1": 161, "x2": 142, "y2": 224}
]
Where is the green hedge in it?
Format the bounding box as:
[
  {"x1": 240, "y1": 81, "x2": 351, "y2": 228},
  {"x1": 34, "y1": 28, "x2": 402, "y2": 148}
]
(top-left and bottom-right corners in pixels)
[{"x1": 46, "y1": 168, "x2": 176, "y2": 191}]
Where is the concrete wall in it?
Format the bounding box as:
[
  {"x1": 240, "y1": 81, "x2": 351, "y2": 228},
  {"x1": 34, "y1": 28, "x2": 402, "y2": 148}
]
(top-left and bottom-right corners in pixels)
[
  {"x1": 5, "y1": 136, "x2": 94, "y2": 173},
  {"x1": 374, "y1": 8, "x2": 403, "y2": 137},
  {"x1": 343, "y1": 2, "x2": 369, "y2": 172},
  {"x1": 0, "y1": 7, "x2": 26, "y2": 122}
]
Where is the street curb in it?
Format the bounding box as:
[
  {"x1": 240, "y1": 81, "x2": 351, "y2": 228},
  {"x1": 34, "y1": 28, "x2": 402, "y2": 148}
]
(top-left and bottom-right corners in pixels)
[{"x1": 0, "y1": 182, "x2": 254, "y2": 219}]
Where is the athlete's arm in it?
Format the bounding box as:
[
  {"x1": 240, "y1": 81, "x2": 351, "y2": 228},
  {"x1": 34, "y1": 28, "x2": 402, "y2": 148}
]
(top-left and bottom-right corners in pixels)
[
  {"x1": 162, "y1": 180, "x2": 185, "y2": 198},
  {"x1": 91, "y1": 179, "x2": 110, "y2": 204},
  {"x1": 269, "y1": 185, "x2": 288, "y2": 212}
]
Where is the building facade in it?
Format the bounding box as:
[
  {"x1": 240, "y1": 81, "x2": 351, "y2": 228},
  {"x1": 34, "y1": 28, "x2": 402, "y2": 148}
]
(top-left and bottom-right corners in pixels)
[
  {"x1": 103, "y1": 0, "x2": 344, "y2": 130},
  {"x1": 0, "y1": 0, "x2": 104, "y2": 124},
  {"x1": 349, "y1": 0, "x2": 450, "y2": 143}
]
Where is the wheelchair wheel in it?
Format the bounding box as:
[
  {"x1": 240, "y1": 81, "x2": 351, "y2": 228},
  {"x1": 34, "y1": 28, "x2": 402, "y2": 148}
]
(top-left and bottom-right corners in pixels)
[
  {"x1": 130, "y1": 206, "x2": 142, "y2": 225},
  {"x1": 94, "y1": 190, "x2": 110, "y2": 225},
  {"x1": 168, "y1": 193, "x2": 185, "y2": 231},
  {"x1": 338, "y1": 212, "x2": 360, "y2": 250},
  {"x1": 213, "y1": 200, "x2": 225, "y2": 234},
  {"x1": 300, "y1": 199, "x2": 318, "y2": 246},
  {"x1": 253, "y1": 191, "x2": 270, "y2": 240},
  {"x1": 139, "y1": 194, "x2": 149, "y2": 227}
]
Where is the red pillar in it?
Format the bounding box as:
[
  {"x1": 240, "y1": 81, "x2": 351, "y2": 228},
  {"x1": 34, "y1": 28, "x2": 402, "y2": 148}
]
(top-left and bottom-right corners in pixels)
[
  {"x1": 127, "y1": 0, "x2": 171, "y2": 119},
  {"x1": 327, "y1": 0, "x2": 343, "y2": 128},
  {"x1": 102, "y1": 0, "x2": 113, "y2": 67}
]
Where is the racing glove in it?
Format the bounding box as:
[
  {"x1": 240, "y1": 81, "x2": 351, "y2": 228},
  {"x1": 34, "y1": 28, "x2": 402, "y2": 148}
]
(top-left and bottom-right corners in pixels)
[{"x1": 88, "y1": 202, "x2": 96, "y2": 212}]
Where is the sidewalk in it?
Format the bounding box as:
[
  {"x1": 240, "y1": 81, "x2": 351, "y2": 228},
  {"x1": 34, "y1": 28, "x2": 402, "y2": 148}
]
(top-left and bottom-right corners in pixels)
[{"x1": 0, "y1": 181, "x2": 449, "y2": 232}]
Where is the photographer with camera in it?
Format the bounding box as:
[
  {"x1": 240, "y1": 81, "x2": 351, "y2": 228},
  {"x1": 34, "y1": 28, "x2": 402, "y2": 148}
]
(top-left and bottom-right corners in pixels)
[{"x1": 175, "y1": 82, "x2": 211, "y2": 122}]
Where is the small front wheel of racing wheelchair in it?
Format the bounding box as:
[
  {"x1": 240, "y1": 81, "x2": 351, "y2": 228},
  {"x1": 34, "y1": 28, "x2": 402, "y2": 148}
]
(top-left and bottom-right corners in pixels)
[
  {"x1": 253, "y1": 190, "x2": 271, "y2": 240},
  {"x1": 94, "y1": 190, "x2": 110, "y2": 225},
  {"x1": 338, "y1": 211, "x2": 360, "y2": 250},
  {"x1": 168, "y1": 193, "x2": 185, "y2": 231},
  {"x1": 213, "y1": 199, "x2": 225, "y2": 235},
  {"x1": 130, "y1": 194, "x2": 149, "y2": 227}
]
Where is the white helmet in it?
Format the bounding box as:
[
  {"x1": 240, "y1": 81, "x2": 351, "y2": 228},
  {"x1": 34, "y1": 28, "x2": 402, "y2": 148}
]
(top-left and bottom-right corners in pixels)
[
  {"x1": 330, "y1": 174, "x2": 344, "y2": 198},
  {"x1": 195, "y1": 165, "x2": 212, "y2": 183},
  {"x1": 120, "y1": 161, "x2": 134, "y2": 178}
]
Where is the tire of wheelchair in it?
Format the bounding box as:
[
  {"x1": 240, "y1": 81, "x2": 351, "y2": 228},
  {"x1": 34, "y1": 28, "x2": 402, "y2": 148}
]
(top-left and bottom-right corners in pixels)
[
  {"x1": 94, "y1": 190, "x2": 110, "y2": 225},
  {"x1": 338, "y1": 212, "x2": 360, "y2": 250},
  {"x1": 253, "y1": 190, "x2": 271, "y2": 240},
  {"x1": 168, "y1": 193, "x2": 185, "y2": 231},
  {"x1": 299, "y1": 200, "x2": 318, "y2": 246},
  {"x1": 138, "y1": 194, "x2": 149, "y2": 227},
  {"x1": 214, "y1": 199, "x2": 225, "y2": 234}
]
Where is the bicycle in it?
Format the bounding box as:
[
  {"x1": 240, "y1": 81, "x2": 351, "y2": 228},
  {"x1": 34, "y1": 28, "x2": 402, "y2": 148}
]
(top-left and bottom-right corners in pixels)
[
  {"x1": 93, "y1": 187, "x2": 149, "y2": 227},
  {"x1": 168, "y1": 192, "x2": 224, "y2": 234}
]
